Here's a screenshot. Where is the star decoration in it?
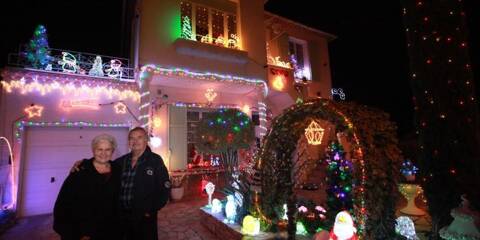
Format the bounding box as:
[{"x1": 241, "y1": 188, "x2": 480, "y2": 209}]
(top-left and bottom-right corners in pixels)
[
  {"x1": 24, "y1": 105, "x2": 44, "y2": 118},
  {"x1": 114, "y1": 102, "x2": 127, "y2": 114}
]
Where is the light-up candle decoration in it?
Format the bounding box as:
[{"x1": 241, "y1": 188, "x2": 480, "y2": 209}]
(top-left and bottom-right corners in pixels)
[{"x1": 205, "y1": 182, "x2": 215, "y2": 207}]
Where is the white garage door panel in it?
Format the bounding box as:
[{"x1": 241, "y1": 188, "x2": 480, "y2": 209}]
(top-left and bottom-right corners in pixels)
[{"x1": 20, "y1": 127, "x2": 129, "y2": 217}]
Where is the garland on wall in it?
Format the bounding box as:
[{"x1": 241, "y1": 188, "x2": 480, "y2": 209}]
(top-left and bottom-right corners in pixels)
[{"x1": 255, "y1": 98, "x2": 403, "y2": 239}]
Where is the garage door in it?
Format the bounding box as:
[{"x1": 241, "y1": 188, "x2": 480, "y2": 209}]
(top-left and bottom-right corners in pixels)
[{"x1": 19, "y1": 126, "x2": 129, "y2": 217}]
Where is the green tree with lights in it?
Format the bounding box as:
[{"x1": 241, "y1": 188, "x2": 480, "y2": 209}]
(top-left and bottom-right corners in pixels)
[
  {"x1": 324, "y1": 141, "x2": 354, "y2": 228},
  {"x1": 181, "y1": 16, "x2": 193, "y2": 40},
  {"x1": 195, "y1": 108, "x2": 255, "y2": 172},
  {"x1": 24, "y1": 25, "x2": 52, "y2": 69}
]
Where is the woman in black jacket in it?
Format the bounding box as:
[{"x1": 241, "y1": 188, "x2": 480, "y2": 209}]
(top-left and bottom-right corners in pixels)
[{"x1": 53, "y1": 134, "x2": 121, "y2": 240}]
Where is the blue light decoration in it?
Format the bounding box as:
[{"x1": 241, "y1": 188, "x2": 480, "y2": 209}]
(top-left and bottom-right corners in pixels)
[
  {"x1": 400, "y1": 159, "x2": 419, "y2": 176},
  {"x1": 23, "y1": 25, "x2": 52, "y2": 69},
  {"x1": 325, "y1": 141, "x2": 354, "y2": 223}
]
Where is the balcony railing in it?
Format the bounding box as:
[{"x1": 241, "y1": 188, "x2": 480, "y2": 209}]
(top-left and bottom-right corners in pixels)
[{"x1": 7, "y1": 47, "x2": 135, "y2": 81}]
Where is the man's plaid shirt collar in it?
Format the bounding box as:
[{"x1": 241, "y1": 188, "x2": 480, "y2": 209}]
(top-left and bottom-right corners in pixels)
[{"x1": 119, "y1": 150, "x2": 147, "y2": 209}]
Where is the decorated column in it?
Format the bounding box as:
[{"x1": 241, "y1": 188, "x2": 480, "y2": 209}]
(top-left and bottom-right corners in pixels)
[{"x1": 401, "y1": 0, "x2": 480, "y2": 236}]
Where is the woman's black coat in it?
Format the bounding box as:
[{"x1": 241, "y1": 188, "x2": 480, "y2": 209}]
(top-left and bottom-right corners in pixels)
[{"x1": 53, "y1": 158, "x2": 121, "y2": 240}]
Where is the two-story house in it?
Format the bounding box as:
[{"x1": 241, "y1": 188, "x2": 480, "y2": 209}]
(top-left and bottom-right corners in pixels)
[
  {"x1": 134, "y1": 0, "x2": 336, "y2": 171},
  {"x1": 0, "y1": 0, "x2": 334, "y2": 217}
]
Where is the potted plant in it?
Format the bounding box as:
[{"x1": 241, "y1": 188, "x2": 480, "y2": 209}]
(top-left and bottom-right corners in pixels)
[{"x1": 170, "y1": 173, "x2": 187, "y2": 200}]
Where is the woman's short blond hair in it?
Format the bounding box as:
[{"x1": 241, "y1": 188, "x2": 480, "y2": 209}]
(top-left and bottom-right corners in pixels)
[{"x1": 91, "y1": 134, "x2": 117, "y2": 151}]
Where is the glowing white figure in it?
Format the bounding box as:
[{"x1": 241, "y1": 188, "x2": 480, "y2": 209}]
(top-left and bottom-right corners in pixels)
[
  {"x1": 105, "y1": 59, "x2": 123, "y2": 78},
  {"x1": 149, "y1": 136, "x2": 162, "y2": 148},
  {"x1": 89, "y1": 56, "x2": 104, "y2": 77},
  {"x1": 211, "y1": 198, "x2": 222, "y2": 214},
  {"x1": 58, "y1": 52, "x2": 78, "y2": 73},
  {"x1": 205, "y1": 182, "x2": 215, "y2": 207},
  {"x1": 224, "y1": 195, "x2": 237, "y2": 224},
  {"x1": 395, "y1": 216, "x2": 418, "y2": 240},
  {"x1": 330, "y1": 211, "x2": 358, "y2": 240},
  {"x1": 282, "y1": 204, "x2": 288, "y2": 220}
]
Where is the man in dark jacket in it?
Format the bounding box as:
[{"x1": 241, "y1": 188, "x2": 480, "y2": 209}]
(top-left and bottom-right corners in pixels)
[{"x1": 117, "y1": 127, "x2": 171, "y2": 240}]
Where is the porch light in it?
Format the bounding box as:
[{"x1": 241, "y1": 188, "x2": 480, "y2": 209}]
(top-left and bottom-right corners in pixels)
[{"x1": 304, "y1": 120, "x2": 325, "y2": 145}]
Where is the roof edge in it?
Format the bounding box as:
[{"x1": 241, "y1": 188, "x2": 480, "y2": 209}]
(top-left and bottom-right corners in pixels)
[{"x1": 264, "y1": 11, "x2": 337, "y2": 41}]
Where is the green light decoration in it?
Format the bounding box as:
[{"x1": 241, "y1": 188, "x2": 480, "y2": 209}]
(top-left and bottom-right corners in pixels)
[
  {"x1": 23, "y1": 25, "x2": 52, "y2": 69},
  {"x1": 195, "y1": 108, "x2": 254, "y2": 171},
  {"x1": 296, "y1": 222, "x2": 308, "y2": 235},
  {"x1": 325, "y1": 141, "x2": 354, "y2": 228},
  {"x1": 181, "y1": 16, "x2": 194, "y2": 40}
]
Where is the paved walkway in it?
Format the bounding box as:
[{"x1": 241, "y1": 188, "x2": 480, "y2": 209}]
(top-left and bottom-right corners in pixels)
[{"x1": 1, "y1": 196, "x2": 219, "y2": 240}]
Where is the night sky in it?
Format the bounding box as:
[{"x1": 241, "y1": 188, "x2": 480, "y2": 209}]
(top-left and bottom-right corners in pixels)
[{"x1": 1, "y1": 0, "x2": 479, "y2": 138}]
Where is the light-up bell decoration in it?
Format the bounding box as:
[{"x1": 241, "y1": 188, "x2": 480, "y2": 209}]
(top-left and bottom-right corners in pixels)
[
  {"x1": 398, "y1": 183, "x2": 426, "y2": 216},
  {"x1": 242, "y1": 215, "x2": 260, "y2": 236},
  {"x1": 205, "y1": 182, "x2": 215, "y2": 207},
  {"x1": 205, "y1": 88, "x2": 217, "y2": 105},
  {"x1": 305, "y1": 120, "x2": 325, "y2": 145}
]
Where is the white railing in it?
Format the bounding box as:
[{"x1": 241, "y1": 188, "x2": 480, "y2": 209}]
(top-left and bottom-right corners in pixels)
[{"x1": 7, "y1": 47, "x2": 135, "y2": 81}]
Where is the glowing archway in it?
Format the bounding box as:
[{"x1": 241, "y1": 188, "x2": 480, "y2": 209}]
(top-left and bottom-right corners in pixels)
[{"x1": 254, "y1": 98, "x2": 402, "y2": 239}]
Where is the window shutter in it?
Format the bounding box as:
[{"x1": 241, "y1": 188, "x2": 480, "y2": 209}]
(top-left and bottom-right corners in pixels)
[{"x1": 168, "y1": 105, "x2": 188, "y2": 171}]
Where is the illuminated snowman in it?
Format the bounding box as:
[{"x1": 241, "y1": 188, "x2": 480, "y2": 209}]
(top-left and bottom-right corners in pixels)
[
  {"x1": 329, "y1": 211, "x2": 358, "y2": 240},
  {"x1": 224, "y1": 195, "x2": 237, "y2": 224}
]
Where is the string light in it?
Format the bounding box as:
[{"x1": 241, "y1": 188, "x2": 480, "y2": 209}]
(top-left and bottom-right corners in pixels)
[
  {"x1": 1, "y1": 76, "x2": 140, "y2": 101},
  {"x1": 139, "y1": 65, "x2": 268, "y2": 96}
]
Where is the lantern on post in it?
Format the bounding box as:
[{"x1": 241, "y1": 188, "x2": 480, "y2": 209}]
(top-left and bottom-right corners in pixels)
[{"x1": 304, "y1": 120, "x2": 325, "y2": 145}]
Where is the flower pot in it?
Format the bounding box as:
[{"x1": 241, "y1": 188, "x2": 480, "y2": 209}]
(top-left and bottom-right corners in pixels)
[
  {"x1": 405, "y1": 174, "x2": 416, "y2": 182},
  {"x1": 171, "y1": 187, "x2": 184, "y2": 200}
]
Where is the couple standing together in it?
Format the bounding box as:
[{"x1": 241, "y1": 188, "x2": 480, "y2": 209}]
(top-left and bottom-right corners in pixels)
[{"x1": 53, "y1": 127, "x2": 171, "y2": 240}]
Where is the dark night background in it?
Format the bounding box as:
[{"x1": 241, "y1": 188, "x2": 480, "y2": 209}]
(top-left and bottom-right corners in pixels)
[{"x1": 1, "y1": 0, "x2": 479, "y2": 139}]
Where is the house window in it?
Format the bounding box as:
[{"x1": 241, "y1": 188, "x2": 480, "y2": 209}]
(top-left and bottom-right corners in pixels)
[
  {"x1": 289, "y1": 37, "x2": 311, "y2": 81},
  {"x1": 180, "y1": 1, "x2": 238, "y2": 49}
]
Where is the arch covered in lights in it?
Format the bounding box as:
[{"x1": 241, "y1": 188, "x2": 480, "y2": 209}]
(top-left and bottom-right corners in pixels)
[{"x1": 255, "y1": 98, "x2": 403, "y2": 239}]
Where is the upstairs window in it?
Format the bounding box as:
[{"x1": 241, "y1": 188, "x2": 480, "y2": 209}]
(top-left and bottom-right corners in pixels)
[
  {"x1": 180, "y1": 1, "x2": 239, "y2": 49},
  {"x1": 289, "y1": 37, "x2": 311, "y2": 81}
]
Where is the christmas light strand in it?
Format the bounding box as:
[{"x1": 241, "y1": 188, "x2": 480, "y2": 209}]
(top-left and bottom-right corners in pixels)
[
  {"x1": 1, "y1": 75, "x2": 140, "y2": 101},
  {"x1": 139, "y1": 65, "x2": 268, "y2": 96}
]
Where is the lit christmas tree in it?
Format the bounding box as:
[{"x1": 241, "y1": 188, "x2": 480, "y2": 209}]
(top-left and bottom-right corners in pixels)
[
  {"x1": 401, "y1": 0, "x2": 480, "y2": 236},
  {"x1": 24, "y1": 25, "x2": 52, "y2": 69},
  {"x1": 181, "y1": 16, "x2": 193, "y2": 40},
  {"x1": 324, "y1": 141, "x2": 354, "y2": 228}
]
